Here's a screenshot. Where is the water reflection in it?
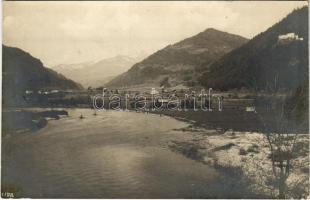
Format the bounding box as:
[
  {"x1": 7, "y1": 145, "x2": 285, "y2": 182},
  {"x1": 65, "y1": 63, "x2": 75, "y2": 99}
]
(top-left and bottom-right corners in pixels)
[{"x1": 2, "y1": 109, "x2": 246, "y2": 198}]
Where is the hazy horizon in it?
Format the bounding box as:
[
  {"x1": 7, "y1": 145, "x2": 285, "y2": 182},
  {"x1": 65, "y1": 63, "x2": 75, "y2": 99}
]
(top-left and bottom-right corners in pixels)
[{"x1": 3, "y1": 1, "x2": 308, "y2": 67}]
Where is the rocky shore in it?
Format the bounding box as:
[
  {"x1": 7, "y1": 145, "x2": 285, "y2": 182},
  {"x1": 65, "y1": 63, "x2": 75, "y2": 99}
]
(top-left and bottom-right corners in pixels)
[
  {"x1": 159, "y1": 113, "x2": 310, "y2": 198},
  {"x1": 2, "y1": 109, "x2": 68, "y2": 137}
]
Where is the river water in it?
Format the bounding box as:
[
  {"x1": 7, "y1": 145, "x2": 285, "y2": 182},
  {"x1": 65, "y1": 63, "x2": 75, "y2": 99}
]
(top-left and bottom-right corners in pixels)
[{"x1": 2, "y1": 109, "x2": 252, "y2": 198}]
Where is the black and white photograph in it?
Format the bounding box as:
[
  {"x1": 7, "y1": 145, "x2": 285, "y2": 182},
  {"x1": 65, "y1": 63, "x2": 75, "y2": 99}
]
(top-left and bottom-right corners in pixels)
[{"x1": 1, "y1": 1, "x2": 309, "y2": 199}]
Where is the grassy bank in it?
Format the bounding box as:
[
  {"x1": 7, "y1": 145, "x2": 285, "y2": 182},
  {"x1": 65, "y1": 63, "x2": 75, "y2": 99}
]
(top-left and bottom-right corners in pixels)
[{"x1": 151, "y1": 109, "x2": 261, "y2": 132}]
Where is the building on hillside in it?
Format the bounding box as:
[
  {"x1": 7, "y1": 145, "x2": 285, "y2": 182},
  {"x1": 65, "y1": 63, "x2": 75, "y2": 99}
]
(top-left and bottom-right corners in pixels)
[{"x1": 278, "y1": 33, "x2": 303, "y2": 44}]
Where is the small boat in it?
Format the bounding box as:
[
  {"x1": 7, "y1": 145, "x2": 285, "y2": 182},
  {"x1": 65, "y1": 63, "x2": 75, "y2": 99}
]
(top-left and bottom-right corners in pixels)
[{"x1": 79, "y1": 114, "x2": 84, "y2": 119}]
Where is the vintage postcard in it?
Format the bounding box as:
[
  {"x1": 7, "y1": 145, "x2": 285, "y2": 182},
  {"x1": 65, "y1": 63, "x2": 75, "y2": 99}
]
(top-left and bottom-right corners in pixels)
[{"x1": 2, "y1": 1, "x2": 309, "y2": 199}]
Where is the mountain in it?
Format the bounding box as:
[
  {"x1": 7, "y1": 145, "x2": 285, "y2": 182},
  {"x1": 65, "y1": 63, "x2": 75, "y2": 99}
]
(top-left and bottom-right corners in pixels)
[
  {"x1": 199, "y1": 7, "x2": 308, "y2": 92},
  {"x1": 105, "y1": 28, "x2": 248, "y2": 88},
  {"x1": 53, "y1": 55, "x2": 146, "y2": 88},
  {"x1": 2, "y1": 45, "x2": 83, "y2": 106}
]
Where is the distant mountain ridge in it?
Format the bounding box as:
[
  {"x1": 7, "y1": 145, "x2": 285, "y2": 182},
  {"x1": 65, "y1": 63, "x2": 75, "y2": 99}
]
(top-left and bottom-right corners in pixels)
[
  {"x1": 199, "y1": 7, "x2": 308, "y2": 92},
  {"x1": 106, "y1": 28, "x2": 248, "y2": 88},
  {"x1": 2, "y1": 45, "x2": 83, "y2": 106},
  {"x1": 53, "y1": 54, "x2": 146, "y2": 88}
]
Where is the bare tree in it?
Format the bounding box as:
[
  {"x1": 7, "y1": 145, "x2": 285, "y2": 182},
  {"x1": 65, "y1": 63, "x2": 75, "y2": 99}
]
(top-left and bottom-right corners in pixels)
[{"x1": 258, "y1": 103, "x2": 300, "y2": 198}]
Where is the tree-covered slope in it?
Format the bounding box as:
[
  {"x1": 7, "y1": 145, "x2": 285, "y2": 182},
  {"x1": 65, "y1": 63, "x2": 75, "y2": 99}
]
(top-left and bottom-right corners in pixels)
[
  {"x1": 2, "y1": 45, "x2": 83, "y2": 106},
  {"x1": 199, "y1": 7, "x2": 308, "y2": 92}
]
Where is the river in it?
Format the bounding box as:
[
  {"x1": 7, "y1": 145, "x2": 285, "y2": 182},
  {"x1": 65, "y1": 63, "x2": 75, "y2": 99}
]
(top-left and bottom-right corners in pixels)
[{"x1": 2, "y1": 109, "x2": 253, "y2": 198}]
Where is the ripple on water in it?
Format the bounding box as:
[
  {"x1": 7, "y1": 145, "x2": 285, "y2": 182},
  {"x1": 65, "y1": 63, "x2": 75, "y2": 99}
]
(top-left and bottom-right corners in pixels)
[{"x1": 2, "y1": 109, "x2": 231, "y2": 198}]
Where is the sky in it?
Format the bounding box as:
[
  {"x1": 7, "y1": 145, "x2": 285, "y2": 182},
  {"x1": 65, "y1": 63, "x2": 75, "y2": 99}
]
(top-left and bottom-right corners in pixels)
[{"x1": 3, "y1": 1, "x2": 308, "y2": 67}]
